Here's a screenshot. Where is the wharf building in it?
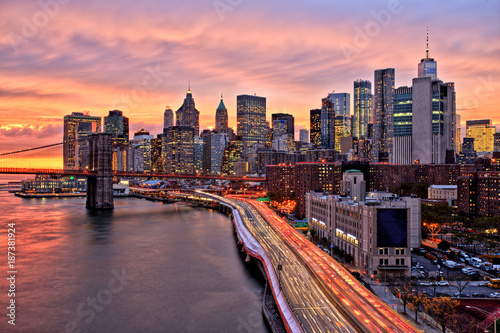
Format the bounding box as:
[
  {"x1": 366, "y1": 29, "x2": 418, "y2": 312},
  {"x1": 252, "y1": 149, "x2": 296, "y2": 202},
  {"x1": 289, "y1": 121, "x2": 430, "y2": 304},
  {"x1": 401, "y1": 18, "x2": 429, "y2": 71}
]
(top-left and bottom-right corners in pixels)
[
  {"x1": 306, "y1": 170, "x2": 421, "y2": 279},
  {"x1": 63, "y1": 112, "x2": 101, "y2": 170}
]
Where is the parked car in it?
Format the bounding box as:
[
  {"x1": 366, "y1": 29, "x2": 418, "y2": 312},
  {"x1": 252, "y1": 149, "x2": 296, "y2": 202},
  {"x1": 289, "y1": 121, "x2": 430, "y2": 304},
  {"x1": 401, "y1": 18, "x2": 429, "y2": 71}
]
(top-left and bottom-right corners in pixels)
[
  {"x1": 488, "y1": 292, "x2": 500, "y2": 298},
  {"x1": 453, "y1": 292, "x2": 469, "y2": 298},
  {"x1": 472, "y1": 293, "x2": 487, "y2": 298},
  {"x1": 419, "y1": 281, "x2": 433, "y2": 286},
  {"x1": 435, "y1": 280, "x2": 450, "y2": 286},
  {"x1": 478, "y1": 281, "x2": 491, "y2": 287}
]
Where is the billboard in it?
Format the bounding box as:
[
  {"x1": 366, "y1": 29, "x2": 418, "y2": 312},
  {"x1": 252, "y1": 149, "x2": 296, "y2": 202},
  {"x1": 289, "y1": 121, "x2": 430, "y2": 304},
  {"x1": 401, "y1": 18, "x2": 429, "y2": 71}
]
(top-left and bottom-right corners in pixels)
[{"x1": 377, "y1": 209, "x2": 408, "y2": 248}]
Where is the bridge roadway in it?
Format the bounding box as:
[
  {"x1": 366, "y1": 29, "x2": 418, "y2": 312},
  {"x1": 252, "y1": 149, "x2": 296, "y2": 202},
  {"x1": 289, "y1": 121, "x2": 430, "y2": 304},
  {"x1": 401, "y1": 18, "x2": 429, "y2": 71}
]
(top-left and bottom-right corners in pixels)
[{"x1": 236, "y1": 198, "x2": 419, "y2": 333}]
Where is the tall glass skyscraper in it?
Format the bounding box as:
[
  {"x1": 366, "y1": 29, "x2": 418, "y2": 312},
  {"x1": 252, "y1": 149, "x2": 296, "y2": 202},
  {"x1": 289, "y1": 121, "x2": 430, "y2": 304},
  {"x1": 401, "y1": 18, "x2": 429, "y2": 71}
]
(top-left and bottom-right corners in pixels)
[
  {"x1": 418, "y1": 28, "x2": 437, "y2": 81},
  {"x1": 373, "y1": 68, "x2": 395, "y2": 163},
  {"x1": 329, "y1": 93, "x2": 350, "y2": 150},
  {"x1": 236, "y1": 94, "x2": 266, "y2": 148},
  {"x1": 104, "y1": 110, "x2": 129, "y2": 146},
  {"x1": 353, "y1": 80, "x2": 372, "y2": 139},
  {"x1": 321, "y1": 94, "x2": 335, "y2": 149}
]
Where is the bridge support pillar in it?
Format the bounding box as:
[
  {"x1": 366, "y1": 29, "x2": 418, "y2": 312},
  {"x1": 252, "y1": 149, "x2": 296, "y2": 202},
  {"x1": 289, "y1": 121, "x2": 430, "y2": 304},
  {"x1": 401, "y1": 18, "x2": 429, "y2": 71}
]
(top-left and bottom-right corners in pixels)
[{"x1": 86, "y1": 133, "x2": 114, "y2": 209}]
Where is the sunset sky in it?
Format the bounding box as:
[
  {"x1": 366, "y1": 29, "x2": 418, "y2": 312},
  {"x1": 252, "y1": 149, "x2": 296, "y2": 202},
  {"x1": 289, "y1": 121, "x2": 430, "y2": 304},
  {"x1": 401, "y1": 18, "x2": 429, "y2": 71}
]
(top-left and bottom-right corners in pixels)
[{"x1": 1, "y1": 0, "x2": 499, "y2": 155}]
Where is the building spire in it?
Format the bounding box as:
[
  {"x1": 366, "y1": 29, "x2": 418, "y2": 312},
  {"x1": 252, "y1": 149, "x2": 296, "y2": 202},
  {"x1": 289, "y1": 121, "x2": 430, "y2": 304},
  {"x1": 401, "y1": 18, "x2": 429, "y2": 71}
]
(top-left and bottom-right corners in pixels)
[{"x1": 426, "y1": 26, "x2": 429, "y2": 59}]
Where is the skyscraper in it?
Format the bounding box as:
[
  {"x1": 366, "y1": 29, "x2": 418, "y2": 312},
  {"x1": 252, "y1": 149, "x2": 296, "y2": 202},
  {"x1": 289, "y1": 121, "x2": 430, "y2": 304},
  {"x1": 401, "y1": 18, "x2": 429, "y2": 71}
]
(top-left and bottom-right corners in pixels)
[
  {"x1": 299, "y1": 129, "x2": 309, "y2": 143},
  {"x1": 104, "y1": 110, "x2": 129, "y2": 145},
  {"x1": 162, "y1": 126, "x2": 195, "y2": 174},
  {"x1": 132, "y1": 129, "x2": 154, "y2": 172},
  {"x1": 321, "y1": 94, "x2": 335, "y2": 149},
  {"x1": 393, "y1": 86, "x2": 413, "y2": 164},
  {"x1": 215, "y1": 94, "x2": 228, "y2": 131},
  {"x1": 176, "y1": 88, "x2": 200, "y2": 137},
  {"x1": 466, "y1": 119, "x2": 496, "y2": 152},
  {"x1": 271, "y1": 113, "x2": 294, "y2": 139},
  {"x1": 310, "y1": 109, "x2": 322, "y2": 147},
  {"x1": 373, "y1": 68, "x2": 395, "y2": 163},
  {"x1": 237, "y1": 94, "x2": 266, "y2": 148},
  {"x1": 164, "y1": 106, "x2": 174, "y2": 129},
  {"x1": 418, "y1": 28, "x2": 437, "y2": 81},
  {"x1": 353, "y1": 80, "x2": 372, "y2": 139},
  {"x1": 329, "y1": 93, "x2": 350, "y2": 151},
  {"x1": 63, "y1": 112, "x2": 101, "y2": 170}
]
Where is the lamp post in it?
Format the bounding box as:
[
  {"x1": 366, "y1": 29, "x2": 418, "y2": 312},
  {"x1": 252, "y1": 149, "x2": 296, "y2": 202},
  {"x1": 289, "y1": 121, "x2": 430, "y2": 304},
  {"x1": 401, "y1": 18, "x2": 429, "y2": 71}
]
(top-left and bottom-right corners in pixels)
[{"x1": 466, "y1": 306, "x2": 497, "y2": 333}]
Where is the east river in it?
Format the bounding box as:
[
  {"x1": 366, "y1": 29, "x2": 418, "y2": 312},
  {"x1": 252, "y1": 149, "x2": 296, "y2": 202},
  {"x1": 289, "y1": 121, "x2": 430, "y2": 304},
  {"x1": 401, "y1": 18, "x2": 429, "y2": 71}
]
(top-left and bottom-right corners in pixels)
[{"x1": 0, "y1": 187, "x2": 269, "y2": 333}]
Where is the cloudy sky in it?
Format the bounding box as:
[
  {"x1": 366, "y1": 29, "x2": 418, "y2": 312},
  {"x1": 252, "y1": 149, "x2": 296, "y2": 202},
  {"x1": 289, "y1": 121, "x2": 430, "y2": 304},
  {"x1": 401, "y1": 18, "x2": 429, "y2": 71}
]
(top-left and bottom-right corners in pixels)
[{"x1": 0, "y1": 0, "x2": 499, "y2": 154}]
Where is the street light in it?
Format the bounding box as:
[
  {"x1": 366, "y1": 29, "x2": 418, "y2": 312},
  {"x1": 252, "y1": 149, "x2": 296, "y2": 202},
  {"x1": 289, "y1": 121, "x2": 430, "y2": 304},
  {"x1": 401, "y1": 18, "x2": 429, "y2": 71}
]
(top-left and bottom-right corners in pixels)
[{"x1": 466, "y1": 306, "x2": 497, "y2": 333}]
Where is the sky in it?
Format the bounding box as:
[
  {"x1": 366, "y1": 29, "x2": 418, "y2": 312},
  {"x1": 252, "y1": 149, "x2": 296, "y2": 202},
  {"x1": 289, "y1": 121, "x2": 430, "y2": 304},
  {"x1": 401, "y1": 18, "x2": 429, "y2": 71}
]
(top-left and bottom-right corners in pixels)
[{"x1": 0, "y1": 0, "x2": 499, "y2": 155}]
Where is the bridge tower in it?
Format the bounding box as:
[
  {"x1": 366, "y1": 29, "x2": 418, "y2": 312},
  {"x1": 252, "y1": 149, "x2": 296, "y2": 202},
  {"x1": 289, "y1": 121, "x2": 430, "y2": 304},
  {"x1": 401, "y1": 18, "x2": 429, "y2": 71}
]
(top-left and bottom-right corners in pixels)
[{"x1": 86, "y1": 133, "x2": 114, "y2": 209}]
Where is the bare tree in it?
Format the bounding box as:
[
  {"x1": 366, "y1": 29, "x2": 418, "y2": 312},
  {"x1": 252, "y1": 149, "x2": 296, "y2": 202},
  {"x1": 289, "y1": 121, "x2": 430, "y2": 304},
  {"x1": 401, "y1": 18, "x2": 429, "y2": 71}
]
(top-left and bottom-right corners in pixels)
[{"x1": 452, "y1": 278, "x2": 470, "y2": 297}]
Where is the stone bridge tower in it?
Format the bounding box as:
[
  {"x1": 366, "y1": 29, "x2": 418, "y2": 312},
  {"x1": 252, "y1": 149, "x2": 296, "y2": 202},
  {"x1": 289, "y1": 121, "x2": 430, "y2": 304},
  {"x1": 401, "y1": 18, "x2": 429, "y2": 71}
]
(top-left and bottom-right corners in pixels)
[{"x1": 86, "y1": 133, "x2": 114, "y2": 209}]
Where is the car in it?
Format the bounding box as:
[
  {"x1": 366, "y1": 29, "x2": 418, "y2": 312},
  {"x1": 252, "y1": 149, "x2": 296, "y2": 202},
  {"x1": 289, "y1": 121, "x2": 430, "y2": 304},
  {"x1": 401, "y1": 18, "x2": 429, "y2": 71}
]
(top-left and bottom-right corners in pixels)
[
  {"x1": 453, "y1": 292, "x2": 470, "y2": 298},
  {"x1": 435, "y1": 280, "x2": 450, "y2": 286},
  {"x1": 462, "y1": 267, "x2": 474, "y2": 274},
  {"x1": 419, "y1": 281, "x2": 433, "y2": 286},
  {"x1": 488, "y1": 292, "x2": 500, "y2": 298},
  {"x1": 478, "y1": 281, "x2": 490, "y2": 287},
  {"x1": 473, "y1": 293, "x2": 487, "y2": 298}
]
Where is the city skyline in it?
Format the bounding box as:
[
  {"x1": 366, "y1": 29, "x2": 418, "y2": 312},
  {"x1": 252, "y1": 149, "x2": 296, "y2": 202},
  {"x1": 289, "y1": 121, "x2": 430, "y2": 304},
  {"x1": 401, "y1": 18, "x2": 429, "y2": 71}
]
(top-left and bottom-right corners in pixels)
[{"x1": 1, "y1": 0, "x2": 499, "y2": 153}]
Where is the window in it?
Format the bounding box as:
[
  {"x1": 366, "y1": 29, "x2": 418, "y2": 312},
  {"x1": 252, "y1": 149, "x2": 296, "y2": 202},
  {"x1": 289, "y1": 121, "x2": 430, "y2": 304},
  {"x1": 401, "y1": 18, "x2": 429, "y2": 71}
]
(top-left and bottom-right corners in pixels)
[{"x1": 395, "y1": 248, "x2": 405, "y2": 255}]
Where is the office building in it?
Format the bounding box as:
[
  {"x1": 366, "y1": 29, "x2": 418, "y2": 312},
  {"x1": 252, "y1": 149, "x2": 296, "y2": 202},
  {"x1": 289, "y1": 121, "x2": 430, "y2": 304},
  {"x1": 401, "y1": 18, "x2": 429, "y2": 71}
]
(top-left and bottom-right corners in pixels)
[
  {"x1": 329, "y1": 93, "x2": 350, "y2": 151},
  {"x1": 373, "y1": 68, "x2": 395, "y2": 163},
  {"x1": 194, "y1": 136, "x2": 204, "y2": 174},
  {"x1": 210, "y1": 131, "x2": 229, "y2": 175},
  {"x1": 164, "y1": 106, "x2": 174, "y2": 129},
  {"x1": 272, "y1": 113, "x2": 295, "y2": 139},
  {"x1": 417, "y1": 28, "x2": 437, "y2": 81},
  {"x1": 306, "y1": 178, "x2": 421, "y2": 279},
  {"x1": 310, "y1": 109, "x2": 322, "y2": 147},
  {"x1": 457, "y1": 138, "x2": 476, "y2": 164},
  {"x1": 428, "y1": 185, "x2": 457, "y2": 206},
  {"x1": 63, "y1": 112, "x2": 101, "y2": 170},
  {"x1": 466, "y1": 119, "x2": 496, "y2": 152},
  {"x1": 176, "y1": 88, "x2": 200, "y2": 137},
  {"x1": 494, "y1": 132, "x2": 500, "y2": 152},
  {"x1": 299, "y1": 129, "x2": 309, "y2": 143},
  {"x1": 237, "y1": 94, "x2": 266, "y2": 148},
  {"x1": 151, "y1": 135, "x2": 163, "y2": 172},
  {"x1": 215, "y1": 95, "x2": 228, "y2": 131},
  {"x1": 132, "y1": 129, "x2": 154, "y2": 172},
  {"x1": 104, "y1": 110, "x2": 129, "y2": 145},
  {"x1": 221, "y1": 136, "x2": 244, "y2": 176},
  {"x1": 393, "y1": 86, "x2": 413, "y2": 164},
  {"x1": 162, "y1": 126, "x2": 195, "y2": 174},
  {"x1": 321, "y1": 94, "x2": 335, "y2": 149},
  {"x1": 353, "y1": 80, "x2": 372, "y2": 139}
]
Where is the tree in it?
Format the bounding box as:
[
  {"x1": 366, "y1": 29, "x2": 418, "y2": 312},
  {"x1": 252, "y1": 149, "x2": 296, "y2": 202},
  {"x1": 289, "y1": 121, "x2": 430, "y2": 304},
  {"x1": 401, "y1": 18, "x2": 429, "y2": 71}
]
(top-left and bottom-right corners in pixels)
[
  {"x1": 451, "y1": 278, "x2": 470, "y2": 297},
  {"x1": 424, "y1": 297, "x2": 459, "y2": 333},
  {"x1": 425, "y1": 223, "x2": 441, "y2": 242},
  {"x1": 344, "y1": 253, "x2": 354, "y2": 264},
  {"x1": 332, "y1": 246, "x2": 340, "y2": 255},
  {"x1": 394, "y1": 281, "x2": 413, "y2": 314},
  {"x1": 450, "y1": 312, "x2": 481, "y2": 333},
  {"x1": 409, "y1": 292, "x2": 428, "y2": 323},
  {"x1": 338, "y1": 249, "x2": 345, "y2": 259}
]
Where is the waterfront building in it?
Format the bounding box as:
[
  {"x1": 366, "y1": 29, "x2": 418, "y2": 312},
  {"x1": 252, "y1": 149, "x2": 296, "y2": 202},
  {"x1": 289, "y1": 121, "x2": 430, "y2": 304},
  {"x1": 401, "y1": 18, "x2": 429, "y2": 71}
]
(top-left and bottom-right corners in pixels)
[
  {"x1": 299, "y1": 129, "x2": 309, "y2": 143},
  {"x1": 237, "y1": 94, "x2": 266, "y2": 148},
  {"x1": 466, "y1": 119, "x2": 496, "y2": 152},
  {"x1": 176, "y1": 88, "x2": 200, "y2": 137},
  {"x1": 63, "y1": 112, "x2": 101, "y2": 170},
  {"x1": 310, "y1": 109, "x2": 322, "y2": 147},
  {"x1": 353, "y1": 80, "x2": 372, "y2": 139},
  {"x1": 164, "y1": 106, "x2": 174, "y2": 129},
  {"x1": 373, "y1": 68, "x2": 395, "y2": 163},
  {"x1": 104, "y1": 110, "x2": 129, "y2": 145}
]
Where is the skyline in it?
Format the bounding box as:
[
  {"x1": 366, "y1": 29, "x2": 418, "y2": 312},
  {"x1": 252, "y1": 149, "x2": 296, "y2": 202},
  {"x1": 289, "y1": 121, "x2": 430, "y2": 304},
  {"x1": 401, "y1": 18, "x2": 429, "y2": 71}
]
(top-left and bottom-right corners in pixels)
[{"x1": 1, "y1": 0, "x2": 499, "y2": 152}]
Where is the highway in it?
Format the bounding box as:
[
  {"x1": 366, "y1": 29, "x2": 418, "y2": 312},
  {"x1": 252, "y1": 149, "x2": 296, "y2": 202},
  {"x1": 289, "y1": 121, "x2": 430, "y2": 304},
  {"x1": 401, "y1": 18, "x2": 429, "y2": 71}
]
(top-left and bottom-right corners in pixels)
[
  {"x1": 235, "y1": 199, "x2": 357, "y2": 333},
  {"x1": 234, "y1": 198, "x2": 420, "y2": 333}
]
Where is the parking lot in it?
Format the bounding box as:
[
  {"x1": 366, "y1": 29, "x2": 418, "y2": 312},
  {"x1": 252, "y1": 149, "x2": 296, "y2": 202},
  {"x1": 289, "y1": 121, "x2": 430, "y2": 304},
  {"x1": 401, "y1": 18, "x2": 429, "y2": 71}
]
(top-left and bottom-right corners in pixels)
[{"x1": 410, "y1": 250, "x2": 498, "y2": 298}]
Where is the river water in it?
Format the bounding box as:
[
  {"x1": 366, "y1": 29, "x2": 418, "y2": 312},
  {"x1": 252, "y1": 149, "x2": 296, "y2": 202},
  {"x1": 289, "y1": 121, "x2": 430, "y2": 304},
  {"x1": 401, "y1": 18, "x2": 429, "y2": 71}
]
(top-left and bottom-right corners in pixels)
[{"x1": 0, "y1": 190, "x2": 269, "y2": 333}]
